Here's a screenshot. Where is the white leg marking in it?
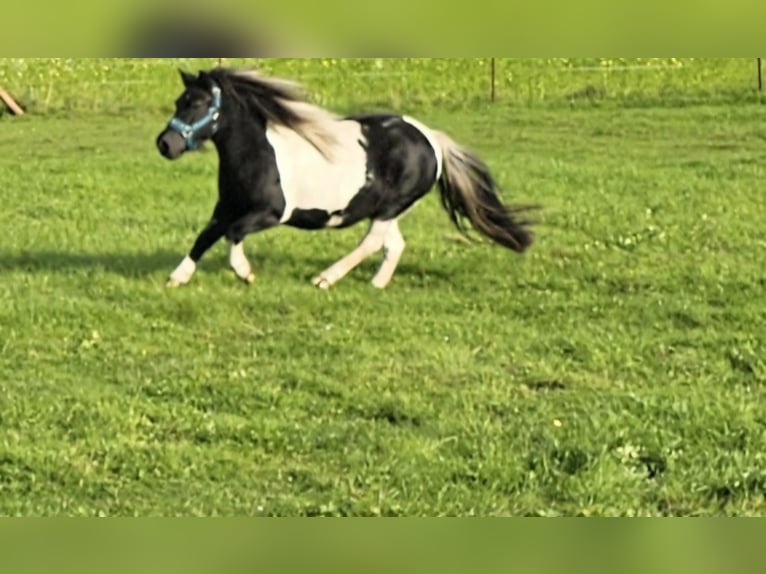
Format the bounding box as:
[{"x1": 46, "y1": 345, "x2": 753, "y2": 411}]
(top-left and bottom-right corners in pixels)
[
  {"x1": 312, "y1": 220, "x2": 391, "y2": 289},
  {"x1": 325, "y1": 214, "x2": 344, "y2": 228},
  {"x1": 371, "y1": 221, "x2": 405, "y2": 289},
  {"x1": 229, "y1": 241, "x2": 255, "y2": 284},
  {"x1": 167, "y1": 256, "x2": 196, "y2": 287}
]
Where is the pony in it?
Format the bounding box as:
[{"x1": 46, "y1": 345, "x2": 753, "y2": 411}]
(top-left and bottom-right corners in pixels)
[{"x1": 155, "y1": 68, "x2": 537, "y2": 289}]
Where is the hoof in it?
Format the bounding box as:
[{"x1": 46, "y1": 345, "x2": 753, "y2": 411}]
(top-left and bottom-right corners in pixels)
[
  {"x1": 232, "y1": 266, "x2": 256, "y2": 285},
  {"x1": 312, "y1": 275, "x2": 332, "y2": 290},
  {"x1": 166, "y1": 278, "x2": 182, "y2": 288},
  {"x1": 371, "y1": 277, "x2": 390, "y2": 289}
]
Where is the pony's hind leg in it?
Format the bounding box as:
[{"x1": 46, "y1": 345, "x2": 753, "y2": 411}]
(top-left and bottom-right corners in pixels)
[
  {"x1": 371, "y1": 220, "x2": 405, "y2": 289},
  {"x1": 312, "y1": 219, "x2": 391, "y2": 289},
  {"x1": 229, "y1": 241, "x2": 255, "y2": 284}
]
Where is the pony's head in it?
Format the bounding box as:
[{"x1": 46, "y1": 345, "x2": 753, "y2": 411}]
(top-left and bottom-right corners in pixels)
[{"x1": 156, "y1": 69, "x2": 222, "y2": 160}]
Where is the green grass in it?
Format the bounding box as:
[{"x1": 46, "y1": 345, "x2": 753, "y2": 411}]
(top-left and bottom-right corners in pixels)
[
  {"x1": 1, "y1": 58, "x2": 762, "y2": 115},
  {"x1": 0, "y1": 59, "x2": 765, "y2": 516}
]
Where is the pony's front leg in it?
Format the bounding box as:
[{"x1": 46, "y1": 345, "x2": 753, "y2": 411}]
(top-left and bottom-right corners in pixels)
[
  {"x1": 228, "y1": 241, "x2": 255, "y2": 284},
  {"x1": 224, "y1": 210, "x2": 281, "y2": 284},
  {"x1": 167, "y1": 216, "x2": 228, "y2": 287}
]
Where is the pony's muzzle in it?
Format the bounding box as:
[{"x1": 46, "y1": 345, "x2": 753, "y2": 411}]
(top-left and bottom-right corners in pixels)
[{"x1": 156, "y1": 130, "x2": 185, "y2": 159}]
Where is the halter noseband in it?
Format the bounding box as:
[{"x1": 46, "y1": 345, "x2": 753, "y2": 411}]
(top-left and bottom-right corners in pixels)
[{"x1": 167, "y1": 84, "x2": 222, "y2": 150}]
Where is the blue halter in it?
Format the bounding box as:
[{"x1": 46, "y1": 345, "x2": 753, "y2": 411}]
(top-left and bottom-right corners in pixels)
[{"x1": 167, "y1": 84, "x2": 222, "y2": 150}]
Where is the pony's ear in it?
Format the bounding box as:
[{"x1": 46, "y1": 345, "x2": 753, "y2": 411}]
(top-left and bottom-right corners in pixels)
[
  {"x1": 197, "y1": 70, "x2": 214, "y2": 88},
  {"x1": 178, "y1": 69, "x2": 196, "y2": 87}
]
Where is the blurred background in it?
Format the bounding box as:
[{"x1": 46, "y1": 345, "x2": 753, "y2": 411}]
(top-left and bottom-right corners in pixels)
[{"x1": 0, "y1": 58, "x2": 762, "y2": 118}]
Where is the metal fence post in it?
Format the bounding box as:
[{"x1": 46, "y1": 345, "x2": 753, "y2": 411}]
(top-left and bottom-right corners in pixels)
[{"x1": 490, "y1": 58, "x2": 496, "y2": 102}]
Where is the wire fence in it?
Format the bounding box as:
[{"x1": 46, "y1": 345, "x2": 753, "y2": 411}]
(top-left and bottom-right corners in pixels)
[{"x1": 0, "y1": 58, "x2": 763, "y2": 116}]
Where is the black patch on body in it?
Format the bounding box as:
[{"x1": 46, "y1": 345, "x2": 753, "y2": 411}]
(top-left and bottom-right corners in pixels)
[
  {"x1": 332, "y1": 113, "x2": 439, "y2": 225},
  {"x1": 284, "y1": 208, "x2": 341, "y2": 229},
  {"x1": 215, "y1": 124, "x2": 286, "y2": 240}
]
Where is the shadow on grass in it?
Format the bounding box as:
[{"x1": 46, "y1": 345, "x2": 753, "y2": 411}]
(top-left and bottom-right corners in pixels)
[
  {"x1": 0, "y1": 250, "x2": 182, "y2": 278},
  {"x1": 0, "y1": 248, "x2": 455, "y2": 286}
]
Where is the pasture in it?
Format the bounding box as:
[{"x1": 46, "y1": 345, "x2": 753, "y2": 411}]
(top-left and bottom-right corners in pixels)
[{"x1": 0, "y1": 59, "x2": 765, "y2": 516}]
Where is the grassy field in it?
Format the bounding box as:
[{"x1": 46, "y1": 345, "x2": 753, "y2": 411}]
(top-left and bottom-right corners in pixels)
[
  {"x1": 1, "y1": 58, "x2": 762, "y2": 114},
  {"x1": 0, "y1": 59, "x2": 765, "y2": 516}
]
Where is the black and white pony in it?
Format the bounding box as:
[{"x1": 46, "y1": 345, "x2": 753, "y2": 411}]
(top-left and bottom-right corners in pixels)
[{"x1": 156, "y1": 68, "x2": 536, "y2": 289}]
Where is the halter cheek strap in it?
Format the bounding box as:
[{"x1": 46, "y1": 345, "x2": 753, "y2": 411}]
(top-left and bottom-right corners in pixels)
[{"x1": 167, "y1": 84, "x2": 222, "y2": 150}]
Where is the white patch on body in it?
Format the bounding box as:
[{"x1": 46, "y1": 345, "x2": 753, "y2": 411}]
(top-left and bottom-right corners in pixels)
[
  {"x1": 167, "y1": 255, "x2": 196, "y2": 287},
  {"x1": 266, "y1": 121, "x2": 368, "y2": 224},
  {"x1": 402, "y1": 115, "x2": 443, "y2": 180}
]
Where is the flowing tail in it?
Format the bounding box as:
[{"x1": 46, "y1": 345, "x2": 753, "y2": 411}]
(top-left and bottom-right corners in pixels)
[{"x1": 431, "y1": 130, "x2": 538, "y2": 252}]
